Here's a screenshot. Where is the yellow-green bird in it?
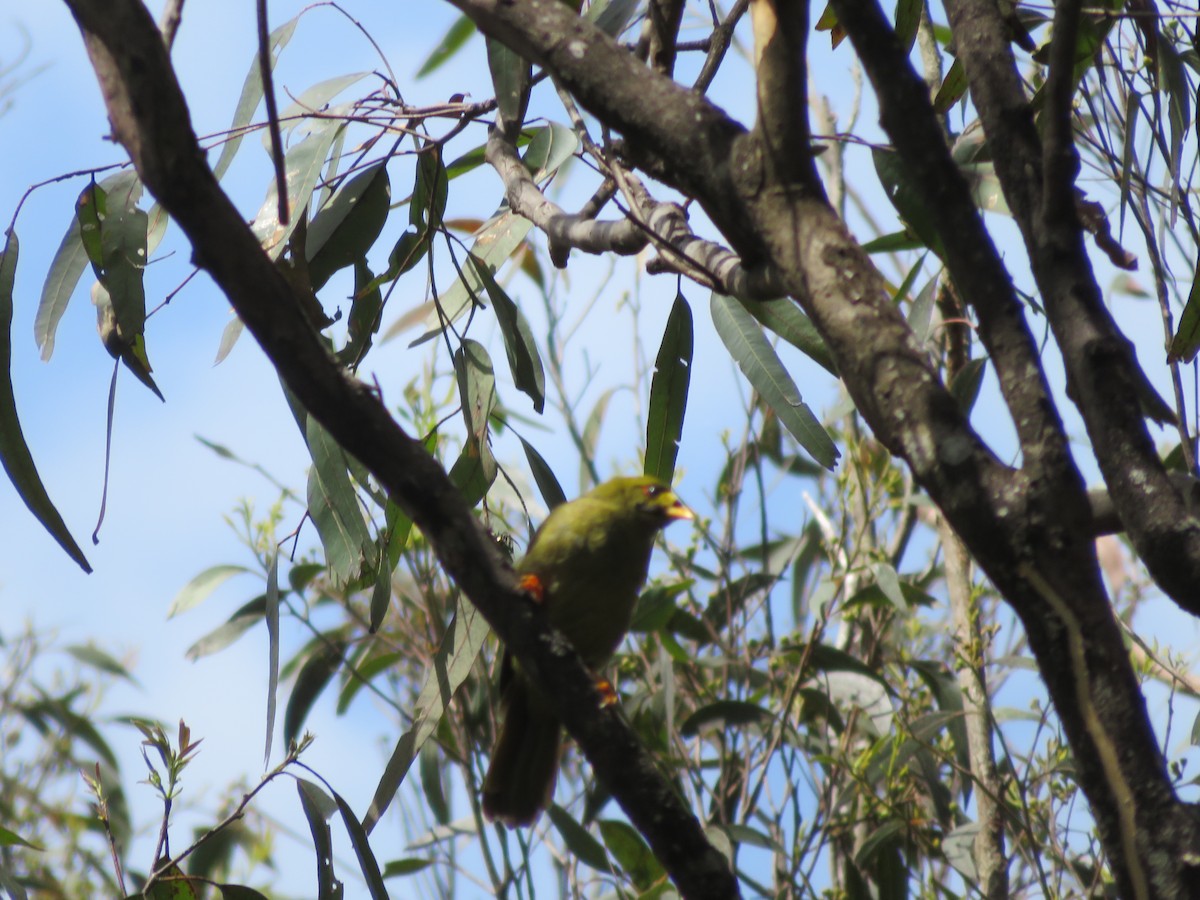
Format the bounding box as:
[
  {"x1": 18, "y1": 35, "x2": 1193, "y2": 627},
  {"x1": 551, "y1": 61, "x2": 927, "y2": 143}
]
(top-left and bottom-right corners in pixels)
[{"x1": 482, "y1": 476, "x2": 693, "y2": 826}]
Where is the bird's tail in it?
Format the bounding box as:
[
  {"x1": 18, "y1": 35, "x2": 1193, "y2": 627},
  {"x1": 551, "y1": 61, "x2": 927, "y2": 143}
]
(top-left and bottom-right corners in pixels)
[{"x1": 481, "y1": 678, "x2": 561, "y2": 827}]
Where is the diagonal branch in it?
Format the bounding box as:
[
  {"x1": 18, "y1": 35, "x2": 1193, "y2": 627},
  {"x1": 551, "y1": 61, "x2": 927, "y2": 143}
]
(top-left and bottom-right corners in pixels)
[
  {"x1": 60, "y1": 1, "x2": 738, "y2": 896},
  {"x1": 947, "y1": 0, "x2": 1200, "y2": 612},
  {"x1": 828, "y1": 0, "x2": 1072, "y2": 485}
]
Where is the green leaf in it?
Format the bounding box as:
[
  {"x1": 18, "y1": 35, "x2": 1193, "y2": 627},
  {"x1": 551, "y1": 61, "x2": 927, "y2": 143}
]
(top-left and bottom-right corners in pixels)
[
  {"x1": 598, "y1": 820, "x2": 664, "y2": 889},
  {"x1": 453, "y1": 339, "x2": 497, "y2": 445},
  {"x1": 410, "y1": 146, "x2": 448, "y2": 235},
  {"x1": 680, "y1": 700, "x2": 775, "y2": 735},
  {"x1": 95, "y1": 177, "x2": 149, "y2": 340},
  {"x1": 519, "y1": 436, "x2": 567, "y2": 509},
  {"x1": 211, "y1": 15, "x2": 300, "y2": 182},
  {"x1": 217, "y1": 886, "x2": 271, "y2": 900},
  {"x1": 645, "y1": 293, "x2": 693, "y2": 482},
  {"x1": 299, "y1": 405, "x2": 377, "y2": 588},
  {"x1": 382, "y1": 857, "x2": 434, "y2": 878},
  {"x1": 250, "y1": 120, "x2": 345, "y2": 260},
  {"x1": 932, "y1": 58, "x2": 968, "y2": 113},
  {"x1": 296, "y1": 779, "x2": 342, "y2": 900},
  {"x1": 338, "y1": 260, "x2": 384, "y2": 368},
  {"x1": 894, "y1": 0, "x2": 921, "y2": 53},
  {"x1": 65, "y1": 644, "x2": 137, "y2": 683},
  {"x1": 306, "y1": 161, "x2": 392, "y2": 291},
  {"x1": 36, "y1": 213, "x2": 90, "y2": 360},
  {"x1": 283, "y1": 639, "x2": 346, "y2": 748},
  {"x1": 710, "y1": 293, "x2": 839, "y2": 470},
  {"x1": 185, "y1": 596, "x2": 267, "y2": 661},
  {"x1": 548, "y1": 805, "x2": 610, "y2": 872},
  {"x1": 264, "y1": 554, "x2": 280, "y2": 766},
  {"x1": 332, "y1": 790, "x2": 388, "y2": 899},
  {"x1": 363, "y1": 596, "x2": 490, "y2": 833},
  {"x1": 272, "y1": 73, "x2": 369, "y2": 144},
  {"x1": 949, "y1": 358, "x2": 987, "y2": 414},
  {"x1": 737, "y1": 295, "x2": 836, "y2": 374},
  {"x1": 169, "y1": 565, "x2": 253, "y2": 617},
  {"x1": 587, "y1": 0, "x2": 642, "y2": 36},
  {"x1": 417, "y1": 15, "x2": 476, "y2": 78},
  {"x1": 0, "y1": 825, "x2": 40, "y2": 850},
  {"x1": 448, "y1": 437, "x2": 497, "y2": 509},
  {"x1": 487, "y1": 37, "x2": 530, "y2": 132},
  {"x1": 0, "y1": 230, "x2": 91, "y2": 573},
  {"x1": 409, "y1": 210, "x2": 532, "y2": 344},
  {"x1": 470, "y1": 253, "x2": 545, "y2": 412},
  {"x1": 873, "y1": 148, "x2": 945, "y2": 259},
  {"x1": 521, "y1": 123, "x2": 579, "y2": 182},
  {"x1": 1169, "y1": 263, "x2": 1200, "y2": 362}
]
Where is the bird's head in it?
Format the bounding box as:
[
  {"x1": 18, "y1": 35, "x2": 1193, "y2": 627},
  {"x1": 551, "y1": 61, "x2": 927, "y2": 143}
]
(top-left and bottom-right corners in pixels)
[{"x1": 587, "y1": 476, "x2": 694, "y2": 529}]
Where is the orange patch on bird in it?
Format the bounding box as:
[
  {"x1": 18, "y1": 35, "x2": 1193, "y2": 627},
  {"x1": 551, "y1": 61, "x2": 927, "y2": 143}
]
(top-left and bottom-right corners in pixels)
[{"x1": 517, "y1": 572, "x2": 546, "y2": 604}]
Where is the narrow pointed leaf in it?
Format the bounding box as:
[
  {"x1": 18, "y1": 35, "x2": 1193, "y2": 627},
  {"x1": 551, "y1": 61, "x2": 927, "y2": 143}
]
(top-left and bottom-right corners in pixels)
[
  {"x1": 711, "y1": 293, "x2": 839, "y2": 469},
  {"x1": 519, "y1": 437, "x2": 567, "y2": 509},
  {"x1": 0, "y1": 231, "x2": 91, "y2": 572},
  {"x1": 645, "y1": 293, "x2": 692, "y2": 482},
  {"x1": 306, "y1": 161, "x2": 391, "y2": 292},
  {"x1": 417, "y1": 15, "x2": 476, "y2": 77},
  {"x1": 363, "y1": 597, "x2": 490, "y2": 833},
  {"x1": 469, "y1": 253, "x2": 545, "y2": 411},
  {"x1": 212, "y1": 16, "x2": 300, "y2": 182}
]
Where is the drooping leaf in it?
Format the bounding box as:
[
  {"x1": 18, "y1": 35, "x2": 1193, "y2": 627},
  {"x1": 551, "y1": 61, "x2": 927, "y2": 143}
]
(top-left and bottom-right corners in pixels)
[
  {"x1": 680, "y1": 699, "x2": 775, "y2": 735},
  {"x1": 299, "y1": 406, "x2": 377, "y2": 588},
  {"x1": 250, "y1": 120, "x2": 345, "y2": 259},
  {"x1": 548, "y1": 805, "x2": 610, "y2": 872},
  {"x1": 185, "y1": 596, "x2": 267, "y2": 661},
  {"x1": 448, "y1": 437, "x2": 497, "y2": 509},
  {"x1": 710, "y1": 293, "x2": 839, "y2": 470},
  {"x1": 410, "y1": 145, "x2": 448, "y2": 235},
  {"x1": 932, "y1": 58, "x2": 968, "y2": 113},
  {"x1": 453, "y1": 339, "x2": 497, "y2": 445},
  {"x1": 521, "y1": 123, "x2": 579, "y2": 183},
  {"x1": 408, "y1": 210, "x2": 533, "y2": 344},
  {"x1": 737, "y1": 295, "x2": 836, "y2": 374},
  {"x1": 487, "y1": 37, "x2": 530, "y2": 133},
  {"x1": 0, "y1": 231, "x2": 91, "y2": 573},
  {"x1": 169, "y1": 565, "x2": 253, "y2": 617},
  {"x1": 264, "y1": 554, "x2": 280, "y2": 766},
  {"x1": 469, "y1": 253, "x2": 545, "y2": 412},
  {"x1": 598, "y1": 820, "x2": 665, "y2": 889},
  {"x1": 283, "y1": 639, "x2": 346, "y2": 748},
  {"x1": 363, "y1": 597, "x2": 490, "y2": 833},
  {"x1": 417, "y1": 15, "x2": 476, "y2": 77},
  {"x1": 273, "y1": 73, "x2": 369, "y2": 141},
  {"x1": 332, "y1": 790, "x2": 388, "y2": 899},
  {"x1": 950, "y1": 357, "x2": 988, "y2": 414},
  {"x1": 211, "y1": 15, "x2": 301, "y2": 182},
  {"x1": 296, "y1": 779, "x2": 343, "y2": 900},
  {"x1": 519, "y1": 437, "x2": 567, "y2": 510},
  {"x1": 306, "y1": 161, "x2": 391, "y2": 291},
  {"x1": 644, "y1": 293, "x2": 692, "y2": 482}
]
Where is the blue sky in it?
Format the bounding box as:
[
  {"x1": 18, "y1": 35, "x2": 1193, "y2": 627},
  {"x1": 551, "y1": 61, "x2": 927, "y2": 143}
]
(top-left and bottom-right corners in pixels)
[{"x1": 3, "y1": 2, "x2": 1200, "y2": 896}]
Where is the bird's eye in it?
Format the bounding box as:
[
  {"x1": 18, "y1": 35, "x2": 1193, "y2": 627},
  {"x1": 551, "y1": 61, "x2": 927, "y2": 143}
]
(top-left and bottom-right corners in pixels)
[{"x1": 643, "y1": 484, "x2": 664, "y2": 499}]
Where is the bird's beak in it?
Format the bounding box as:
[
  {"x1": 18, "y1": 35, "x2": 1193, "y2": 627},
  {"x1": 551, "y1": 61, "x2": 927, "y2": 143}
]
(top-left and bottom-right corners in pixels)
[{"x1": 666, "y1": 498, "x2": 694, "y2": 521}]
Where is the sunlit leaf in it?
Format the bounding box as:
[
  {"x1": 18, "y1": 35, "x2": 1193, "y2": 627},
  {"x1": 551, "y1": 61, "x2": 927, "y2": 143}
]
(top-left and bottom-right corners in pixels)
[
  {"x1": 211, "y1": 15, "x2": 301, "y2": 181},
  {"x1": 417, "y1": 15, "x2": 476, "y2": 77},
  {"x1": 710, "y1": 293, "x2": 839, "y2": 470}
]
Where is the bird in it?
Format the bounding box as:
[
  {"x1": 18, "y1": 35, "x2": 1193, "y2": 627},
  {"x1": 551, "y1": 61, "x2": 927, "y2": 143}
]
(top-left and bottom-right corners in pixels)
[{"x1": 481, "y1": 475, "x2": 693, "y2": 827}]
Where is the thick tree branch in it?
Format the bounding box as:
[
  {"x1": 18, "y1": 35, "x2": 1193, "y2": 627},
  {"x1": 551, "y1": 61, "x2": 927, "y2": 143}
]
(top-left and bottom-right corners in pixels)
[
  {"x1": 446, "y1": 1, "x2": 1200, "y2": 895},
  {"x1": 947, "y1": 0, "x2": 1200, "y2": 613},
  {"x1": 61, "y1": 2, "x2": 738, "y2": 897},
  {"x1": 486, "y1": 127, "x2": 785, "y2": 298},
  {"x1": 828, "y1": 0, "x2": 1071, "y2": 483}
]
